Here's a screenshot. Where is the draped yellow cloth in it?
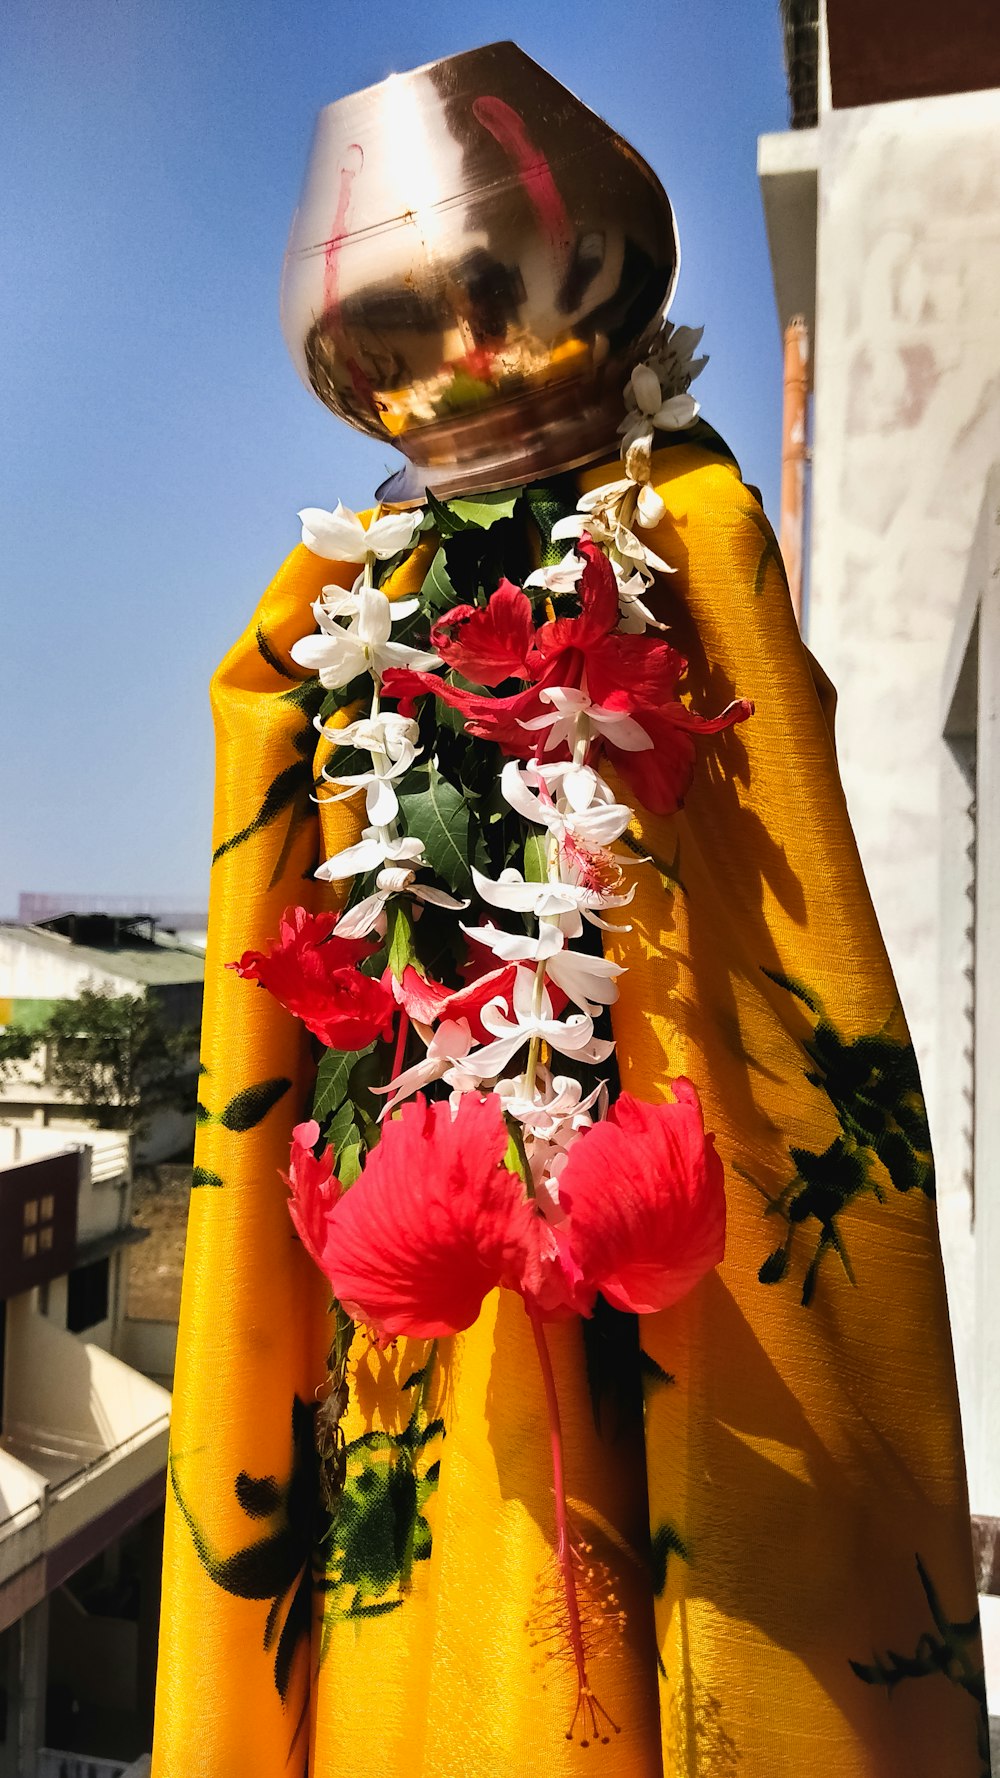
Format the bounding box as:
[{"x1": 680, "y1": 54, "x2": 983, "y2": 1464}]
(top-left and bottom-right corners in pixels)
[{"x1": 152, "y1": 444, "x2": 984, "y2": 1778}]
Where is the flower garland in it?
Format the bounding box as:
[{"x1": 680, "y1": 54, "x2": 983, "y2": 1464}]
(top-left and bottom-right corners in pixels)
[{"x1": 232, "y1": 321, "x2": 752, "y2": 1742}]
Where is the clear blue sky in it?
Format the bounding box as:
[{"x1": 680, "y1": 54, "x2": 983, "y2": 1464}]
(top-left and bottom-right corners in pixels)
[{"x1": 0, "y1": 0, "x2": 789, "y2": 918}]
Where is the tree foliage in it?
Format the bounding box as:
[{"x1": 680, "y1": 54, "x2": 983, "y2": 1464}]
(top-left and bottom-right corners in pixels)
[{"x1": 0, "y1": 988, "x2": 199, "y2": 1132}]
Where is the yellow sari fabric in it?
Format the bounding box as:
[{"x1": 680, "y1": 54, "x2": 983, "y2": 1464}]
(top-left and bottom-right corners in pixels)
[{"x1": 152, "y1": 444, "x2": 983, "y2": 1778}]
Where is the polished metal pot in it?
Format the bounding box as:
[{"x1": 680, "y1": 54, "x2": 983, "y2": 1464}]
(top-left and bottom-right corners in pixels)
[{"x1": 280, "y1": 42, "x2": 679, "y2": 496}]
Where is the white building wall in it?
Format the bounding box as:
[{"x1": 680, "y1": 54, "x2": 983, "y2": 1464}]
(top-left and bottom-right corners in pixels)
[
  {"x1": 0, "y1": 934, "x2": 137, "y2": 1001},
  {"x1": 807, "y1": 85, "x2": 1000, "y2": 1442}
]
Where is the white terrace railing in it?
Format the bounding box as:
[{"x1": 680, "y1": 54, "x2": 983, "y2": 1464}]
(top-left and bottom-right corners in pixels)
[{"x1": 87, "y1": 1132, "x2": 131, "y2": 1186}]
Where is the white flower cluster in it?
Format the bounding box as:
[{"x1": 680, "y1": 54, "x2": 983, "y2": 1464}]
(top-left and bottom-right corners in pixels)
[
  {"x1": 291, "y1": 322, "x2": 704, "y2": 1185},
  {"x1": 291, "y1": 503, "x2": 465, "y2": 937},
  {"x1": 526, "y1": 319, "x2": 706, "y2": 633},
  {"x1": 374, "y1": 718, "x2": 639, "y2": 1191}
]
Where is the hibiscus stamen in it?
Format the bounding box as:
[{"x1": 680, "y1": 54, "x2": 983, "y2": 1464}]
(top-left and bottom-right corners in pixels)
[
  {"x1": 526, "y1": 1305, "x2": 621, "y2": 1746},
  {"x1": 559, "y1": 830, "x2": 627, "y2": 898}
]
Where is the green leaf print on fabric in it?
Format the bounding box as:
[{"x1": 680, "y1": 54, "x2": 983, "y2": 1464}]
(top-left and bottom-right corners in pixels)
[
  {"x1": 755, "y1": 973, "x2": 935, "y2": 1304},
  {"x1": 744, "y1": 504, "x2": 790, "y2": 599},
  {"x1": 170, "y1": 1395, "x2": 319, "y2": 1714},
  {"x1": 850, "y1": 1556, "x2": 988, "y2": 1778},
  {"x1": 650, "y1": 1522, "x2": 689, "y2": 1598},
  {"x1": 316, "y1": 1346, "x2": 444, "y2": 1653},
  {"x1": 255, "y1": 624, "x2": 298, "y2": 680},
  {"x1": 212, "y1": 683, "x2": 323, "y2": 865},
  {"x1": 196, "y1": 1076, "x2": 291, "y2": 1136}
]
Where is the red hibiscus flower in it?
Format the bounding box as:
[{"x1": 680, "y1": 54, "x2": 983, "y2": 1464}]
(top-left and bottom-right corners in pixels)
[
  {"x1": 384, "y1": 540, "x2": 752, "y2": 811},
  {"x1": 281, "y1": 1120, "x2": 342, "y2": 1274},
  {"x1": 558, "y1": 1080, "x2": 726, "y2": 1314},
  {"x1": 287, "y1": 1076, "x2": 724, "y2": 1336},
  {"x1": 321, "y1": 1094, "x2": 536, "y2": 1338},
  {"x1": 230, "y1": 904, "x2": 395, "y2": 1049}
]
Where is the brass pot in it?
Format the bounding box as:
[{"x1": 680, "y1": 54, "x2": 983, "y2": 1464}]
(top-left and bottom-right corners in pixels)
[{"x1": 280, "y1": 41, "x2": 679, "y2": 496}]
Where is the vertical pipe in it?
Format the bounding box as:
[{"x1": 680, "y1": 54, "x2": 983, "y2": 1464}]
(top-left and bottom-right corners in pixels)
[{"x1": 780, "y1": 315, "x2": 810, "y2": 628}]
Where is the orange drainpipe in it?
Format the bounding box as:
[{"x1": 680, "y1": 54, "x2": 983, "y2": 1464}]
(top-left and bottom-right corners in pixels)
[{"x1": 780, "y1": 315, "x2": 810, "y2": 628}]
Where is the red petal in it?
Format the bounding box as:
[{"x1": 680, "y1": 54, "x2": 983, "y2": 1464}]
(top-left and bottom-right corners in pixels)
[
  {"x1": 383, "y1": 660, "x2": 568, "y2": 758},
  {"x1": 530, "y1": 537, "x2": 619, "y2": 665},
  {"x1": 281, "y1": 1121, "x2": 342, "y2": 1273},
  {"x1": 605, "y1": 693, "x2": 752, "y2": 816},
  {"x1": 430, "y1": 581, "x2": 534, "y2": 685},
  {"x1": 386, "y1": 965, "x2": 454, "y2": 1024},
  {"x1": 437, "y1": 964, "x2": 518, "y2": 1042},
  {"x1": 605, "y1": 717, "x2": 697, "y2": 815},
  {"x1": 584, "y1": 632, "x2": 687, "y2": 711},
  {"x1": 324, "y1": 1094, "x2": 534, "y2": 1338},
  {"x1": 559, "y1": 1080, "x2": 726, "y2": 1314},
  {"x1": 515, "y1": 1215, "x2": 594, "y2": 1320},
  {"x1": 229, "y1": 904, "x2": 393, "y2": 1047}
]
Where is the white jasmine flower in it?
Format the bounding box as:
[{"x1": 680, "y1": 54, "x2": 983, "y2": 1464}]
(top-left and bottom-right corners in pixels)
[
  {"x1": 464, "y1": 967, "x2": 613, "y2": 1081},
  {"x1": 374, "y1": 1019, "x2": 479, "y2": 1115},
  {"x1": 523, "y1": 548, "x2": 584, "y2": 595},
  {"x1": 500, "y1": 759, "x2": 633, "y2": 847},
  {"x1": 333, "y1": 866, "x2": 467, "y2": 940},
  {"x1": 543, "y1": 942, "x2": 624, "y2": 1015},
  {"x1": 495, "y1": 1069, "x2": 605, "y2": 1138},
  {"x1": 619, "y1": 391, "x2": 700, "y2": 461},
  {"x1": 318, "y1": 713, "x2": 423, "y2": 826},
  {"x1": 462, "y1": 921, "x2": 565, "y2": 964},
  {"x1": 299, "y1": 501, "x2": 423, "y2": 563},
  {"x1": 551, "y1": 479, "x2": 671, "y2": 581},
  {"x1": 519, "y1": 686, "x2": 653, "y2": 755},
  {"x1": 645, "y1": 322, "x2": 708, "y2": 391},
  {"x1": 291, "y1": 585, "x2": 441, "y2": 690},
  {"x1": 614, "y1": 566, "x2": 667, "y2": 633},
  {"x1": 316, "y1": 826, "x2": 426, "y2": 883},
  {"x1": 470, "y1": 865, "x2": 635, "y2": 938}
]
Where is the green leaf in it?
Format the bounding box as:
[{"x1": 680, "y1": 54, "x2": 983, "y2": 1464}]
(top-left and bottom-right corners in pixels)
[
  {"x1": 327, "y1": 1098, "x2": 358, "y2": 1153},
  {"x1": 425, "y1": 491, "x2": 466, "y2": 538},
  {"x1": 420, "y1": 546, "x2": 459, "y2": 618},
  {"x1": 446, "y1": 489, "x2": 522, "y2": 530},
  {"x1": 313, "y1": 1043, "x2": 375, "y2": 1131},
  {"x1": 338, "y1": 1138, "x2": 364, "y2": 1188},
  {"x1": 348, "y1": 1048, "x2": 385, "y2": 1135},
  {"x1": 219, "y1": 1076, "x2": 291, "y2": 1132},
  {"x1": 426, "y1": 488, "x2": 522, "y2": 538},
  {"x1": 523, "y1": 832, "x2": 548, "y2": 882},
  {"x1": 503, "y1": 1117, "x2": 530, "y2": 1188},
  {"x1": 386, "y1": 902, "x2": 418, "y2": 980},
  {"x1": 327, "y1": 1099, "x2": 365, "y2": 1187},
  {"x1": 399, "y1": 762, "x2": 476, "y2": 894}
]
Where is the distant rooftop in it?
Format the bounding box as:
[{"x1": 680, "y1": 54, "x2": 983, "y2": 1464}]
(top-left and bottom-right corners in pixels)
[
  {"x1": 18, "y1": 892, "x2": 208, "y2": 932},
  {"x1": 0, "y1": 918, "x2": 205, "y2": 988}
]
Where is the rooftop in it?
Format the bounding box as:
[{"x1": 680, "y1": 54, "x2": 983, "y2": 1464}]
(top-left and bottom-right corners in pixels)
[{"x1": 0, "y1": 919, "x2": 205, "y2": 989}]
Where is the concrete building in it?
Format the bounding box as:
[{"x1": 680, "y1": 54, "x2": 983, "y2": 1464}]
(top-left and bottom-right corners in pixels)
[
  {"x1": 759, "y1": 0, "x2": 1000, "y2": 1717},
  {"x1": 0, "y1": 915, "x2": 204, "y2": 1165},
  {"x1": 0, "y1": 1124, "x2": 171, "y2": 1776}
]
